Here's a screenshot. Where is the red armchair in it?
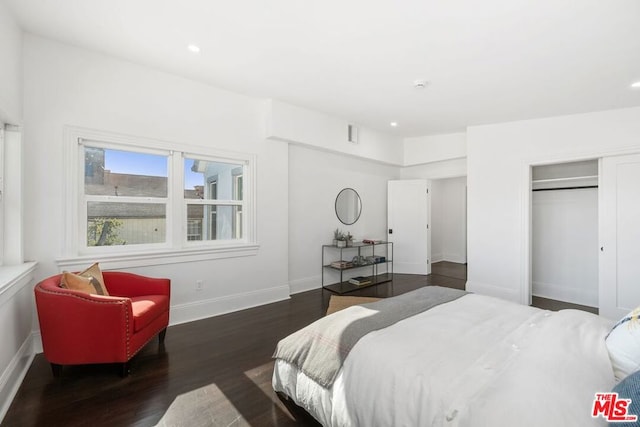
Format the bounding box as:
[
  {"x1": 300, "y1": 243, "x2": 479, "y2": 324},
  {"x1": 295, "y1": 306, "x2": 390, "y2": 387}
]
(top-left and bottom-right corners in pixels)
[{"x1": 34, "y1": 271, "x2": 170, "y2": 377}]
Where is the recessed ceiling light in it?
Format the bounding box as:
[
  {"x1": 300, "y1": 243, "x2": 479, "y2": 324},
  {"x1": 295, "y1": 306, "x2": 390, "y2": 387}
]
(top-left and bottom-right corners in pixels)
[
  {"x1": 413, "y1": 79, "x2": 429, "y2": 89},
  {"x1": 390, "y1": 122, "x2": 398, "y2": 127},
  {"x1": 187, "y1": 44, "x2": 201, "y2": 53},
  {"x1": 631, "y1": 81, "x2": 640, "y2": 89}
]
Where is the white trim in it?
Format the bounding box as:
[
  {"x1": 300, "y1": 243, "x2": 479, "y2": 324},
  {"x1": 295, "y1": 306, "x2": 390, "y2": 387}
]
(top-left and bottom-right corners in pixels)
[
  {"x1": 182, "y1": 151, "x2": 250, "y2": 166},
  {"x1": 63, "y1": 125, "x2": 258, "y2": 261},
  {"x1": 441, "y1": 254, "x2": 467, "y2": 264},
  {"x1": 519, "y1": 144, "x2": 640, "y2": 310},
  {"x1": 79, "y1": 137, "x2": 172, "y2": 156},
  {"x1": 0, "y1": 333, "x2": 37, "y2": 425},
  {"x1": 32, "y1": 331, "x2": 43, "y2": 354},
  {"x1": 0, "y1": 264, "x2": 38, "y2": 424},
  {"x1": 531, "y1": 175, "x2": 598, "y2": 184},
  {"x1": 0, "y1": 125, "x2": 4, "y2": 265},
  {"x1": 431, "y1": 253, "x2": 444, "y2": 263},
  {"x1": 520, "y1": 161, "x2": 532, "y2": 305},
  {"x1": 0, "y1": 262, "x2": 37, "y2": 307},
  {"x1": 169, "y1": 285, "x2": 290, "y2": 326},
  {"x1": 289, "y1": 275, "x2": 321, "y2": 294},
  {"x1": 56, "y1": 244, "x2": 260, "y2": 271},
  {"x1": 402, "y1": 155, "x2": 467, "y2": 168},
  {"x1": 465, "y1": 280, "x2": 520, "y2": 303},
  {"x1": 184, "y1": 199, "x2": 243, "y2": 206},
  {"x1": 69, "y1": 126, "x2": 254, "y2": 161}
]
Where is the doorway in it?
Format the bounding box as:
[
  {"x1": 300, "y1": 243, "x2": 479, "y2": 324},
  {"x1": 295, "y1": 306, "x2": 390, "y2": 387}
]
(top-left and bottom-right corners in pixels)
[{"x1": 430, "y1": 176, "x2": 467, "y2": 265}]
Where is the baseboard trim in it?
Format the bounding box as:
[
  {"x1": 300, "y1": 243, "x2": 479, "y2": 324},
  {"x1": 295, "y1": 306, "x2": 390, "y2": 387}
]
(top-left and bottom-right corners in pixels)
[
  {"x1": 442, "y1": 254, "x2": 467, "y2": 264},
  {"x1": 466, "y1": 280, "x2": 520, "y2": 303},
  {"x1": 431, "y1": 253, "x2": 444, "y2": 263},
  {"x1": 532, "y1": 281, "x2": 597, "y2": 307},
  {"x1": 289, "y1": 275, "x2": 321, "y2": 294},
  {"x1": 169, "y1": 285, "x2": 290, "y2": 326},
  {"x1": 0, "y1": 333, "x2": 37, "y2": 424},
  {"x1": 32, "y1": 331, "x2": 43, "y2": 354}
]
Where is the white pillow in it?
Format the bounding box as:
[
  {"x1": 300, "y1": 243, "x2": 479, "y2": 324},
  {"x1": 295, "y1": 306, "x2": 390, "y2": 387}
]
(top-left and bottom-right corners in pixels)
[{"x1": 606, "y1": 308, "x2": 640, "y2": 381}]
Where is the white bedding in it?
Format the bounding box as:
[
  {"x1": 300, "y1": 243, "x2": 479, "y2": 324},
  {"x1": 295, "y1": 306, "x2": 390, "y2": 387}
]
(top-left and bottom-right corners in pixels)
[{"x1": 273, "y1": 293, "x2": 616, "y2": 427}]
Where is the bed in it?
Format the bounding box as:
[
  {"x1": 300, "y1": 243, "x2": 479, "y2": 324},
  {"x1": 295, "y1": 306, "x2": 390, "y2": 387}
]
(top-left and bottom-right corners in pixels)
[{"x1": 272, "y1": 286, "x2": 619, "y2": 426}]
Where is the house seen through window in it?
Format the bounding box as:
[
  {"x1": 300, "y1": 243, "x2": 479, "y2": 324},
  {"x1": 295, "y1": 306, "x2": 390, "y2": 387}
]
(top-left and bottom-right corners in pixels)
[
  {"x1": 82, "y1": 145, "x2": 245, "y2": 249},
  {"x1": 185, "y1": 158, "x2": 243, "y2": 242}
]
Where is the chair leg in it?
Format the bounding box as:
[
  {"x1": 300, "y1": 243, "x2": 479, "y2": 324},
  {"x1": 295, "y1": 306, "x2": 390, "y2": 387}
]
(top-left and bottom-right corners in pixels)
[
  {"x1": 120, "y1": 362, "x2": 130, "y2": 378},
  {"x1": 50, "y1": 363, "x2": 62, "y2": 378},
  {"x1": 158, "y1": 328, "x2": 167, "y2": 344}
]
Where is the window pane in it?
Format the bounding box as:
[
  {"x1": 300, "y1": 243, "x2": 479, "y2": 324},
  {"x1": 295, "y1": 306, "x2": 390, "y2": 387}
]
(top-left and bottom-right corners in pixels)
[
  {"x1": 85, "y1": 147, "x2": 168, "y2": 197},
  {"x1": 184, "y1": 158, "x2": 243, "y2": 200},
  {"x1": 186, "y1": 204, "x2": 242, "y2": 241},
  {"x1": 87, "y1": 202, "x2": 166, "y2": 246}
]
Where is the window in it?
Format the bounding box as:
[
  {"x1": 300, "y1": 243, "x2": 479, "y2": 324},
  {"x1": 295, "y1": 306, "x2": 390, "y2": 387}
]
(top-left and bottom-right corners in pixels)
[
  {"x1": 67, "y1": 129, "x2": 256, "y2": 260},
  {"x1": 83, "y1": 146, "x2": 168, "y2": 247},
  {"x1": 184, "y1": 158, "x2": 244, "y2": 241}
]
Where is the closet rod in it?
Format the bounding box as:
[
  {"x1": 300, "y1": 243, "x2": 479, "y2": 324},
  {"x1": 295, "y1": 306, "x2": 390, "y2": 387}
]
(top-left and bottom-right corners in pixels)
[{"x1": 532, "y1": 185, "x2": 598, "y2": 192}]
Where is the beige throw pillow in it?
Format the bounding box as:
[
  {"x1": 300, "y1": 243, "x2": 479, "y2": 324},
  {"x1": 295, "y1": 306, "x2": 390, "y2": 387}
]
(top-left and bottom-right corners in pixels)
[{"x1": 60, "y1": 263, "x2": 109, "y2": 296}]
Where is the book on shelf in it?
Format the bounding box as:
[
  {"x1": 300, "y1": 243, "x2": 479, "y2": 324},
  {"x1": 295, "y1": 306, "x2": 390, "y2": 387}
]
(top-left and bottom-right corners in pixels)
[
  {"x1": 330, "y1": 260, "x2": 353, "y2": 269},
  {"x1": 348, "y1": 276, "x2": 372, "y2": 286},
  {"x1": 362, "y1": 239, "x2": 383, "y2": 244}
]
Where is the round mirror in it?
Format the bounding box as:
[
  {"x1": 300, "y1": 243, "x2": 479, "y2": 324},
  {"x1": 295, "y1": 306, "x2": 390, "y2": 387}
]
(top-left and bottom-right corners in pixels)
[{"x1": 335, "y1": 188, "x2": 362, "y2": 225}]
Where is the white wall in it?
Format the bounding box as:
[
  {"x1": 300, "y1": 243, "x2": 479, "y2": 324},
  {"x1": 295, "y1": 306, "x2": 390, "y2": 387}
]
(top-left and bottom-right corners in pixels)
[
  {"x1": 0, "y1": 7, "x2": 33, "y2": 423},
  {"x1": 404, "y1": 132, "x2": 466, "y2": 166},
  {"x1": 430, "y1": 177, "x2": 467, "y2": 264},
  {"x1": 467, "y1": 106, "x2": 640, "y2": 303},
  {"x1": 22, "y1": 35, "x2": 290, "y2": 323},
  {"x1": 532, "y1": 188, "x2": 598, "y2": 306},
  {"x1": 267, "y1": 100, "x2": 404, "y2": 166},
  {"x1": 0, "y1": 0, "x2": 22, "y2": 123},
  {"x1": 402, "y1": 158, "x2": 467, "y2": 180},
  {"x1": 288, "y1": 144, "x2": 400, "y2": 293},
  {"x1": 0, "y1": 264, "x2": 36, "y2": 423}
]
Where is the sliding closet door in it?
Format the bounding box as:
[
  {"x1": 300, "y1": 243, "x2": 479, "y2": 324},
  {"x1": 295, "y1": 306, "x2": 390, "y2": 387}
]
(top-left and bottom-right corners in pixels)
[{"x1": 600, "y1": 154, "x2": 640, "y2": 320}]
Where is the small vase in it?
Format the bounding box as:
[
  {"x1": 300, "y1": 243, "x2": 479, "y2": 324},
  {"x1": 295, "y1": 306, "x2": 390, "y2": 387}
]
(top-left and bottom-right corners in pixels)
[{"x1": 337, "y1": 240, "x2": 346, "y2": 248}]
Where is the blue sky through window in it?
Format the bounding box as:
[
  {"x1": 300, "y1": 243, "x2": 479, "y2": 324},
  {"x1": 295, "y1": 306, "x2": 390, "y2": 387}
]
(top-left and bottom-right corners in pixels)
[{"x1": 104, "y1": 149, "x2": 202, "y2": 190}]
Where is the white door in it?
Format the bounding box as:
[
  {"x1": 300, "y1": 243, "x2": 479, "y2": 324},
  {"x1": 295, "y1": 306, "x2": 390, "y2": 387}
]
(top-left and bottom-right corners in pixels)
[
  {"x1": 600, "y1": 154, "x2": 640, "y2": 320},
  {"x1": 387, "y1": 179, "x2": 430, "y2": 274}
]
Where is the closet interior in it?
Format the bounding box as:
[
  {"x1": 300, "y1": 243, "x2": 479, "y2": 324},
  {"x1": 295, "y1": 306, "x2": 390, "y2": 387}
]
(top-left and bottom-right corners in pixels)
[{"x1": 531, "y1": 160, "x2": 598, "y2": 308}]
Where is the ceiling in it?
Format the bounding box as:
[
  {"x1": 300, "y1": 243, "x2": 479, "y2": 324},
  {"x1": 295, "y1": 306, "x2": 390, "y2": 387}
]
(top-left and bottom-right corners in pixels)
[{"x1": 4, "y1": 0, "x2": 640, "y2": 137}]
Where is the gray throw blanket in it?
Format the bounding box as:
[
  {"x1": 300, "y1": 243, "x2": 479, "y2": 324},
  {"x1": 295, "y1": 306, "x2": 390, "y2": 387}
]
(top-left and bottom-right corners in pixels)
[{"x1": 273, "y1": 286, "x2": 467, "y2": 388}]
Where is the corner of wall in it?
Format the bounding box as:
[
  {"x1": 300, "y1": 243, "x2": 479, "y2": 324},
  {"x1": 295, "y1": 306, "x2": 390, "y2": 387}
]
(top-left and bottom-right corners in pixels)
[
  {"x1": 288, "y1": 276, "x2": 321, "y2": 294},
  {"x1": 266, "y1": 99, "x2": 403, "y2": 165}
]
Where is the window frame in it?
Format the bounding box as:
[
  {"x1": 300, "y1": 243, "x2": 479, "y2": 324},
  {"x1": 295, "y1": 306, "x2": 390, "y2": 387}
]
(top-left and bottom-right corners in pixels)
[
  {"x1": 59, "y1": 126, "x2": 258, "y2": 270},
  {"x1": 183, "y1": 154, "x2": 248, "y2": 245},
  {"x1": 0, "y1": 125, "x2": 4, "y2": 265},
  {"x1": 80, "y1": 140, "x2": 172, "y2": 253}
]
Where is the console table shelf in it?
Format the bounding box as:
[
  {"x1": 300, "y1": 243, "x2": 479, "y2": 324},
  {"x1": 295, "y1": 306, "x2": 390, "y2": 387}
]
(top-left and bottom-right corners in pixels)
[{"x1": 321, "y1": 242, "x2": 393, "y2": 294}]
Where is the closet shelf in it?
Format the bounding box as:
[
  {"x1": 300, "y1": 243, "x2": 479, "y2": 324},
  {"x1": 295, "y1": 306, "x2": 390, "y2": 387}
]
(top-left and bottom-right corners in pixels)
[{"x1": 531, "y1": 175, "x2": 598, "y2": 184}]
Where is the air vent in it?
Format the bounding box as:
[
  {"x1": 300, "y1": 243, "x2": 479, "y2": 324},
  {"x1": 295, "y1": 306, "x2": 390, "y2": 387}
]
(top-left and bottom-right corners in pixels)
[{"x1": 348, "y1": 124, "x2": 358, "y2": 144}]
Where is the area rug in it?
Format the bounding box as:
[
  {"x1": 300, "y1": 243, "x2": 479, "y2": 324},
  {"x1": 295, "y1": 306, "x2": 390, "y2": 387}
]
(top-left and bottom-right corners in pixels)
[{"x1": 326, "y1": 295, "x2": 382, "y2": 315}]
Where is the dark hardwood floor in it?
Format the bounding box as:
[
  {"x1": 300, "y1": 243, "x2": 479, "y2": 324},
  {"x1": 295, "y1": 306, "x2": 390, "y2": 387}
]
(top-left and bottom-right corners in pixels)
[{"x1": 2, "y1": 262, "x2": 596, "y2": 426}]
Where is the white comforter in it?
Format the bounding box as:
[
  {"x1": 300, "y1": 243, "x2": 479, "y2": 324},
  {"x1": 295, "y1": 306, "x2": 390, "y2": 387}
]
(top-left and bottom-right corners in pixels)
[{"x1": 273, "y1": 293, "x2": 616, "y2": 427}]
